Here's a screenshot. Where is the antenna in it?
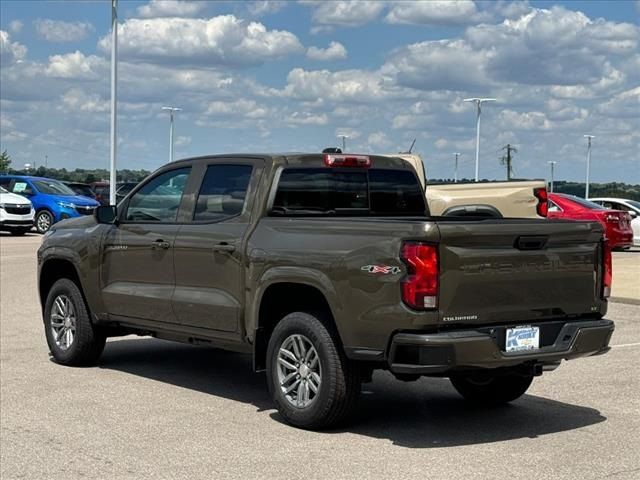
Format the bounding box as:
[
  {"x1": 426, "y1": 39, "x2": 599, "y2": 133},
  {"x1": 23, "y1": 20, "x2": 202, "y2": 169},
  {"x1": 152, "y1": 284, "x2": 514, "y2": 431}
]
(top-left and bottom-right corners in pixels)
[{"x1": 401, "y1": 139, "x2": 417, "y2": 154}]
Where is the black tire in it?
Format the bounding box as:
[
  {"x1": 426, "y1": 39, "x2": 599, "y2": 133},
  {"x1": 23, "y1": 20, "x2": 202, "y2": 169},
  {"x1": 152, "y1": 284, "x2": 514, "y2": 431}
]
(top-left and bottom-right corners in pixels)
[
  {"x1": 266, "y1": 312, "x2": 361, "y2": 430},
  {"x1": 35, "y1": 210, "x2": 54, "y2": 234},
  {"x1": 9, "y1": 228, "x2": 29, "y2": 236},
  {"x1": 450, "y1": 372, "x2": 533, "y2": 405},
  {"x1": 44, "y1": 278, "x2": 106, "y2": 366}
]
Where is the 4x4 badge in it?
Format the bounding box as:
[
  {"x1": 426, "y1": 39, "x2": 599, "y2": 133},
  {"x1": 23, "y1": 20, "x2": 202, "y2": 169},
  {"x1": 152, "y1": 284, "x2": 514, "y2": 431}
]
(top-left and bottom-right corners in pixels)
[{"x1": 361, "y1": 265, "x2": 401, "y2": 275}]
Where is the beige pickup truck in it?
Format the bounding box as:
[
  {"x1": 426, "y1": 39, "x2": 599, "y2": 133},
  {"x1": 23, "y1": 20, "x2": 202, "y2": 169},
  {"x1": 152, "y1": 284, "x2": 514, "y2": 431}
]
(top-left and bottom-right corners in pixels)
[{"x1": 394, "y1": 154, "x2": 548, "y2": 218}]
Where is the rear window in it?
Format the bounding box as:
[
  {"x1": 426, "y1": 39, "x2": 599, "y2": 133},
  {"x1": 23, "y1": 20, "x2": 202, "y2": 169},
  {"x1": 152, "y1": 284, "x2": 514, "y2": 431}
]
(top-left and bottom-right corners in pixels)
[
  {"x1": 561, "y1": 195, "x2": 607, "y2": 210},
  {"x1": 272, "y1": 168, "x2": 426, "y2": 216}
]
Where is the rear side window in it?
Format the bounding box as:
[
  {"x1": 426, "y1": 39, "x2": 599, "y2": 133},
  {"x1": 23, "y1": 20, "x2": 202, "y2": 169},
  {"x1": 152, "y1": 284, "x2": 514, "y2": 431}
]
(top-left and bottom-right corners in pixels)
[
  {"x1": 193, "y1": 165, "x2": 253, "y2": 222},
  {"x1": 272, "y1": 168, "x2": 426, "y2": 216}
]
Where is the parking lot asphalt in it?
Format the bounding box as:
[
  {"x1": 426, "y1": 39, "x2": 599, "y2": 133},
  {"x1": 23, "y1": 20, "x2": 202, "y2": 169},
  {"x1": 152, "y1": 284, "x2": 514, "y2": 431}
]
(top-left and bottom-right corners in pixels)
[{"x1": 1, "y1": 233, "x2": 639, "y2": 480}]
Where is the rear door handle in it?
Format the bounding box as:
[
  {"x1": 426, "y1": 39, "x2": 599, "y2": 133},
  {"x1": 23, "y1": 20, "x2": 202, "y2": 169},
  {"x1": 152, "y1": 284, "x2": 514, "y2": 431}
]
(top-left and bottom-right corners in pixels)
[
  {"x1": 212, "y1": 242, "x2": 236, "y2": 253},
  {"x1": 151, "y1": 240, "x2": 171, "y2": 250}
]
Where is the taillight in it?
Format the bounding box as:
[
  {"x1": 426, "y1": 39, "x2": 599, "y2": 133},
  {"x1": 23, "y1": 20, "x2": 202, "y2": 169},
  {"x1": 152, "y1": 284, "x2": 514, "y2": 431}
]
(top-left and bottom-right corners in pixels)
[
  {"x1": 602, "y1": 239, "x2": 612, "y2": 299},
  {"x1": 324, "y1": 154, "x2": 371, "y2": 168},
  {"x1": 400, "y1": 242, "x2": 438, "y2": 310},
  {"x1": 605, "y1": 214, "x2": 620, "y2": 223},
  {"x1": 534, "y1": 187, "x2": 548, "y2": 217}
]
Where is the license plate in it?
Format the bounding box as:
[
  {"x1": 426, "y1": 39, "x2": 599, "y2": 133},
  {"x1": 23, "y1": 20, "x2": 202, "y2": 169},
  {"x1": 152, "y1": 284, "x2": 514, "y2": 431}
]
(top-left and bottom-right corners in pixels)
[{"x1": 505, "y1": 326, "x2": 540, "y2": 353}]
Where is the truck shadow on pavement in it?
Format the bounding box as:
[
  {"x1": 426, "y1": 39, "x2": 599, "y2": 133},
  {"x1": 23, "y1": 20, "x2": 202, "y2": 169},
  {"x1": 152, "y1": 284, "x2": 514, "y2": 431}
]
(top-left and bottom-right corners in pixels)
[{"x1": 99, "y1": 337, "x2": 606, "y2": 448}]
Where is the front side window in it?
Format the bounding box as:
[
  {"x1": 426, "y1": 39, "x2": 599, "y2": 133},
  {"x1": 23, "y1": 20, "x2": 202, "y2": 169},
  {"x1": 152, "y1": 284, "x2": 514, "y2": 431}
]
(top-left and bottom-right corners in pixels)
[
  {"x1": 126, "y1": 167, "x2": 190, "y2": 222},
  {"x1": 193, "y1": 165, "x2": 253, "y2": 222}
]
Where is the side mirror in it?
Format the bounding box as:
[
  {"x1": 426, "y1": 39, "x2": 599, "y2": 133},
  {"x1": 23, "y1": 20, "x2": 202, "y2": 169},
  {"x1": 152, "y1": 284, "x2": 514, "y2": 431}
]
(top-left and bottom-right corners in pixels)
[
  {"x1": 95, "y1": 205, "x2": 117, "y2": 224},
  {"x1": 628, "y1": 210, "x2": 637, "y2": 218}
]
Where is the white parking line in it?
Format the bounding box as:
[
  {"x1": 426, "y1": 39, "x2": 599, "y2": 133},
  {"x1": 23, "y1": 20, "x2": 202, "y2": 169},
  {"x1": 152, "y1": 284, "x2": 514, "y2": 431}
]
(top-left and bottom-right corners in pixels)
[{"x1": 612, "y1": 342, "x2": 640, "y2": 348}]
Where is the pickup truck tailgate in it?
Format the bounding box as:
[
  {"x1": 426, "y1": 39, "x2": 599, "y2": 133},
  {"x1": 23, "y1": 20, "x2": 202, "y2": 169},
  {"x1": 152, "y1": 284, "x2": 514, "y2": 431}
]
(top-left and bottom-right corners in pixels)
[{"x1": 436, "y1": 219, "x2": 606, "y2": 325}]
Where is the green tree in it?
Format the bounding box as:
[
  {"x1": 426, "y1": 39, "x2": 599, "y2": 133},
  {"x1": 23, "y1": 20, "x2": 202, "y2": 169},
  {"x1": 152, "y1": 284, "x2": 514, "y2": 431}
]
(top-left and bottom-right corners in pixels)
[{"x1": 0, "y1": 150, "x2": 11, "y2": 173}]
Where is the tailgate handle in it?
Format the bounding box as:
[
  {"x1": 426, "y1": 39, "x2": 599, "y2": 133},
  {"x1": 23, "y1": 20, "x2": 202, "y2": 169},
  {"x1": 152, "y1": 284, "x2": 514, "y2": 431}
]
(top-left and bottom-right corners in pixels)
[{"x1": 515, "y1": 236, "x2": 548, "y2": 250}]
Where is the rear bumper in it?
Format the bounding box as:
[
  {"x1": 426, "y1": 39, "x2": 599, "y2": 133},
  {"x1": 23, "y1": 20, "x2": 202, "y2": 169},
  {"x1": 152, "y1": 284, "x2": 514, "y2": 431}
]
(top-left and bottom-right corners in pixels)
[{"x1": 388, "y1": 319, "x2": 614, "y2": 375}]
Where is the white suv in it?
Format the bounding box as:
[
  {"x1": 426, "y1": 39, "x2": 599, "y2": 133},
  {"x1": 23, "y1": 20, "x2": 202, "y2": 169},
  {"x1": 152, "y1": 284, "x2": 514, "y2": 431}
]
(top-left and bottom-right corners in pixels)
[{"x1": 0, "y1": 186, "x2": 34, "y2": 235}]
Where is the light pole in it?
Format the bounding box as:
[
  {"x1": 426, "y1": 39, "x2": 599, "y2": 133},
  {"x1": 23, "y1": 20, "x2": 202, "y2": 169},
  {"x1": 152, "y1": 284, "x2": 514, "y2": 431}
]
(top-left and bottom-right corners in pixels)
[
  {"x1": 463, "y1": 97, "x2": 496, "y2": 182},
  {"x1": 548, "y1": 161, "x2": 557, "y2": 192},
  {"x1": 337, "y1": 134, "x2": 349, "y2": 152},
  {"x1": 109, "y1": 0, "x2": 118, "y2": 206},
  {"x1": 162, "y1": 106, "x2": 182, "y2": 163},
  {"x1": 584, "y1": 135, "x2": 595, "y2": 198},
  {"x1": 453, "y1": 152, "x2": 461, "y2": 183}
]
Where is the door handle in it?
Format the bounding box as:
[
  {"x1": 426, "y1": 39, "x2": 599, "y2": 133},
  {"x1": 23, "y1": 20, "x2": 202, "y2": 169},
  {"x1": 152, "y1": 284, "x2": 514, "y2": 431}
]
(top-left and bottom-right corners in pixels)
[
  {"x1": 212, "y1": 242, "x2": 236, "y2": 253},
  {"x1": 151, "y1": 240, "x2": 171, "y2": 250}
]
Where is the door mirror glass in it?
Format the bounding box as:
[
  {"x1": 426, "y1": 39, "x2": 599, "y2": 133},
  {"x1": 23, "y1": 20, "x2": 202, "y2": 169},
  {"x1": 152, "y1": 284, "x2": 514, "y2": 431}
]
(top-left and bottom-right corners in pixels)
[{"x1": 95, "y1": 205, "x2": 117, "y2": 224}]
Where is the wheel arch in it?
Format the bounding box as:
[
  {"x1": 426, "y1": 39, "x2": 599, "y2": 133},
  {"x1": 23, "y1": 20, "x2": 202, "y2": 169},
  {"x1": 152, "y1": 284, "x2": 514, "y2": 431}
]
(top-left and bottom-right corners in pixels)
[
  {"x1": 252, "y1": 278, "x2": 341, "y2": 372},
  {"x1": 39, "y1": 256, "x2": 86, "y2": 313}
]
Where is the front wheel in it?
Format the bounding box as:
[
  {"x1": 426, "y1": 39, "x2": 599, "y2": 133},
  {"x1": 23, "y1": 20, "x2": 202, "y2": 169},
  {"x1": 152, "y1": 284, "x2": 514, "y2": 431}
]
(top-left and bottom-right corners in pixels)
[
  {"x1": 266, "y1": 312, "x2": 361, "y2": 429},
  {"x1": 35, "y1": 210, "x2": 54, "y2": 234},
  {"x1": 450, "y1": 372, "x2": 533, "y2": 405},
  {"x1": 44, "y1": 278, "x2": 106, "y2": 366},
  {"x1": 9, "y1": 228, "x2": 30, "y2": 236}
]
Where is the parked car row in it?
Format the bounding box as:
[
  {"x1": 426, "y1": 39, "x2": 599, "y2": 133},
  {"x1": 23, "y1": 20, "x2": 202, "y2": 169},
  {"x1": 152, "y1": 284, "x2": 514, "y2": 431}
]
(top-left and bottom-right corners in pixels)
[
  {"x1": 0, "y1": 175, "x2": 100, "y2": 233},
  {"x1": 0, "y1": 170, "x2": 637, "y2": 247},
  {"x1": 0, "y1": 185, "x2": 34, "y2": 235},
  {"x1": 548, "y1": 193, "x2": 635, "y2": 249},
  {"x1": 86, "y1": 181, "x2": 138, "y2": 205}
]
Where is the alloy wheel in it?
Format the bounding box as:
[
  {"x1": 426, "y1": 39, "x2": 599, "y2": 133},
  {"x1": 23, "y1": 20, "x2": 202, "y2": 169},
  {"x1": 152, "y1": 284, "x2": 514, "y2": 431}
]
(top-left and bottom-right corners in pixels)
[
  {"x1": 277, "y1": 334, "x2": 322, "y2": 408},
  {"x1": 50, "y1": 295, "x2": 76, "y2": 351}
]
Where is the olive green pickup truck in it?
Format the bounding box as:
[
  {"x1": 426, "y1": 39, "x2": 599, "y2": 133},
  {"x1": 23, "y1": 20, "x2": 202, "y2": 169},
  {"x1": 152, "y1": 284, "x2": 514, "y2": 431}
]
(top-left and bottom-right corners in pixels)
[{"x1": 38, "y1": 153, "x2": 614, "y2": 429}]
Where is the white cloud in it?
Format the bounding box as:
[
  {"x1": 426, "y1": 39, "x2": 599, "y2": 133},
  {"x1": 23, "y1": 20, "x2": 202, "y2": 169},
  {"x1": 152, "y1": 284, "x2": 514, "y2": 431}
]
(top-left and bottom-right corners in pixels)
[
  {"x1": 247, "y1": 1, "x2": 287, "y2": 16},
  {"x1": 382, "y1": 6, "x2": 639, "y2": 92},
  {"x1": 335, "y1": 128, "x2": 361, "y2": 139},
  {"x1": 306, "y1": 41, "x2": 347, "y2": 61},
  {"x1": 60, "y1": 88, "x2": 109, "y2": 113},
  {"x1": 279, "y1": 68, "x2": 403, "y2": 103},
  {"x1": 382, "y1": 39, "x2": 491, "y2": 91},
  {"x1": 386, "y1": 1, "x2": 490, "y2": 25},
  {"x1": 98, "y1": 16, "x2": 303, "y2": 66},
  {"x1": 499, "y1": 110, "x2": 552, "y2": 131},
  {"x1": 286, "y1": 112, "x2": 329, "y2": 126},
  {"x1": 9, "y1": 20, "x2": 23, "y2": 34},
  {"x1": 303, "y1": 0, "x2": 385, "y2": 27},
  {"x1": 45, "y1": 51, "x2": 105, "y2": 79},
  {"x1": 34, "y1": 19, "x2": 94, "y2": 43},
  {"x1": 596, "y1": 86, "x2": 640, "y2": 119},
  {"x1": 175, "y1": 135, "x2": 191, "y2": 146},
  {"x1": 205, "y1": 99, "x2": 268, "y2": 119},
  {"x1": 367, "y1": 131, "x2": 391, "y2": 149},
  {"x1": 0, "y1": 30, "x2": 27, "y2": 65},
  {"x1": 137, "y1": 0, "x2": 206, "y2": 18},
  {"x1": 466, "y1": 7, "x2": 639, "y2": 85}
]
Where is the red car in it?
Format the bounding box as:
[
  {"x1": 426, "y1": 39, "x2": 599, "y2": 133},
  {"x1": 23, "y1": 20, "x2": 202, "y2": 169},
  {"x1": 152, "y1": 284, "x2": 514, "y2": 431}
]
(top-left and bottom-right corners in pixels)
[{"x1": 548, "y1": 193, "x2": 633, "y2": 249}]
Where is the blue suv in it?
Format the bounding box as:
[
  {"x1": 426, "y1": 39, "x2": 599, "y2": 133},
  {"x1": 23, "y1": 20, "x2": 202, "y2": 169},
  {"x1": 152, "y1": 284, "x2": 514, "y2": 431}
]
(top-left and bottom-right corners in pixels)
[{"x1": 0, "y1": 175, "x2": 100, "y2": 233}]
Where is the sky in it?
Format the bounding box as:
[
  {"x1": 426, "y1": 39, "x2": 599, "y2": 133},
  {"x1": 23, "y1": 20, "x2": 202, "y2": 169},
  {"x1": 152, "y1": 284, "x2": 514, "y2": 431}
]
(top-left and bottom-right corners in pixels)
[{"x1": 0, "y1": 0, "x2": 638, "y2": 183}]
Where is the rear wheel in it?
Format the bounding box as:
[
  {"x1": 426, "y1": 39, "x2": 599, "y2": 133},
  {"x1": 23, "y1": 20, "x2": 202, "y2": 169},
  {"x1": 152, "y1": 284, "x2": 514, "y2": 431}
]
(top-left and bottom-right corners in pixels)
[
  {"x1": 44, "y1": 278, "x2": 106, "y2": 366},
  {"x1": 35, "y1": 210, "x2": 53, "y2": 234},
  {"x1": 266, "y1": 312, "x2": 361, "y2": 429},
  {"x1": 450, "y1": 372, "x2": 533, "y2": 405}
]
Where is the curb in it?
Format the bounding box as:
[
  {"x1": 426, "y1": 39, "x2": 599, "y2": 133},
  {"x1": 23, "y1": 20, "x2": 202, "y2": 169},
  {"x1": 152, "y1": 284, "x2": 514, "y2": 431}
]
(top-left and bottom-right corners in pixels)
[{"x1": 610, "y1": 296, "x2": 640, "y2": 306}]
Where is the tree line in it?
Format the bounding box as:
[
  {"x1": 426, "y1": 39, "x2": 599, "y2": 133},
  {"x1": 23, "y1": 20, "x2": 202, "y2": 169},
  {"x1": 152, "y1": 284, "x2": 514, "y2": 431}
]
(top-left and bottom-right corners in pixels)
[{"x1": 1, "y1": 150, "x2": 151, "y2": 183}]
